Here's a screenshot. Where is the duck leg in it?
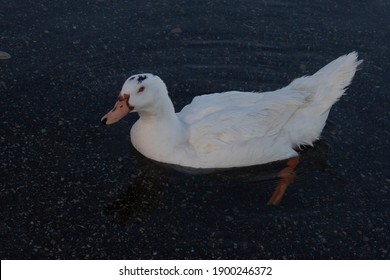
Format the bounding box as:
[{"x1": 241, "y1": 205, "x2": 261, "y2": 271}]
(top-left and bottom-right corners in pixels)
[{"x1": 267, "y1": 157, "x2": 299, "y2": 205}]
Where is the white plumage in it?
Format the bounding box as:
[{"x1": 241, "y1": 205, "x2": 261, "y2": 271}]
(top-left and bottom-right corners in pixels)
[{"x1": 102, "y1": 52, "x2": 362, "y2": 169}]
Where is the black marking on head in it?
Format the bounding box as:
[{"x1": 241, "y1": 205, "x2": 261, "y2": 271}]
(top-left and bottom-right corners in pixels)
[
  {"x1": 129, "y1": 77, "x2": 135, "y2": 80},
  {"x1": 137, "y1": 75, "x2": 147, "y2": 83}
]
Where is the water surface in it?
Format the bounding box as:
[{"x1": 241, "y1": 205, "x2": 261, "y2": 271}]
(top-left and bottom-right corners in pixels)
[{"x1": 1, "y1": 0, "x2": 389, "y2": 259}]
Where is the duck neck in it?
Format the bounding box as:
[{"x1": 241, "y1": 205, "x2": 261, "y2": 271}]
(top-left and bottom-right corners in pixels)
[
  {"x1": 133, "y1": 97, "x2": 185, "y2": 158},
  {"x1": 138, "y1": 96, "x2": 177, "y2": 124}
]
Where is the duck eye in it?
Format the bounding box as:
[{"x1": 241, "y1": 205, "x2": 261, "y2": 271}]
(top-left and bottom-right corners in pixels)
[{"x1": 138, "y1": 86, "x2": 145, "y2": 93}]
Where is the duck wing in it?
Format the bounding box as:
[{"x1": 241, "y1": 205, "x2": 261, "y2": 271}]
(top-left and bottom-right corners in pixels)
[{"x1": 178, "y1": 89, "x2": 307, "y2": 154}]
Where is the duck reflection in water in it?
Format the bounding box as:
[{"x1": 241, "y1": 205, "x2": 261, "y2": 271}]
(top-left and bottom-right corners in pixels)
[{"x1": 104, "y1": 140, "x2": 344, "y2": 226}]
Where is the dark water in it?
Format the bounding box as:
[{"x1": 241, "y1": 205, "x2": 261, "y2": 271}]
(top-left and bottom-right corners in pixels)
[{"x1": 1, "y1": 0, "x2": 389, "y2": 259}]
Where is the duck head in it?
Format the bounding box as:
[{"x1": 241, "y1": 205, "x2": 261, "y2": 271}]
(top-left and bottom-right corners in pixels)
[{"x1": 101, "y1": 73, "x2": 168, "y2": 125}]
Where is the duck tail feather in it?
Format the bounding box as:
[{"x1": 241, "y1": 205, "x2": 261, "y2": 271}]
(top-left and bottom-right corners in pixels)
[{"x1": 288, "y1": 52, "x2": 363, "y2": 112}]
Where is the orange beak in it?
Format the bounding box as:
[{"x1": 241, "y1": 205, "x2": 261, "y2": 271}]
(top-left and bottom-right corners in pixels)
[{"x1": 101, "y1": 94, "x2": 134, "y2": 125}]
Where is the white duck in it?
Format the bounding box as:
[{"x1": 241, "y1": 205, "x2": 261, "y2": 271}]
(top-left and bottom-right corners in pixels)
[{"x1": 102, "y1": 52, "x2": 361, "y2": 170}]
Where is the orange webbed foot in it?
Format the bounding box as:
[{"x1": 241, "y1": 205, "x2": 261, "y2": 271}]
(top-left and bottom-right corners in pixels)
[{"x1": 267, "y1": 157, "x2": 299, "y2": 205}]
